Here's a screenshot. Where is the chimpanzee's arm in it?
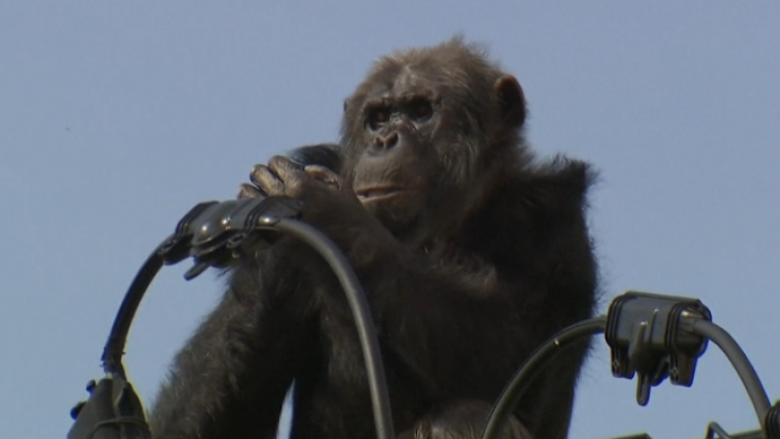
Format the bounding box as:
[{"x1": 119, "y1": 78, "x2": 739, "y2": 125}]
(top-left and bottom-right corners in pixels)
[{"x1": 147, "y1": 254, "x2": 313, "y2": 439}]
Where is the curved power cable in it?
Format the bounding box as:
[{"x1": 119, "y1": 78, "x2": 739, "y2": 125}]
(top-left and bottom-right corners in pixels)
[
  {"x1": 101, "y1": 239, "x2": 170, "y2": 379},
  {"x1": 692, "y1": 319, "x2": 771, "y2": 432},
  {"x1": 480, "y1": 317, "x2": 608, "y2": 439},
  {"x1": 270, "y1": 217, "x2": 394, "y2": 439}
]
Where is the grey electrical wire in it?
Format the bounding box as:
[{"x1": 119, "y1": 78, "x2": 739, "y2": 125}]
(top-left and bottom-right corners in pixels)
[
  {"x1": 270, "y1": 217, "x2": 395, "y2": 439},
  {"x1": 100, "y1": 216, "x2": 395, "y2": 439},
  {"x1": 480, "y1": 316, "x2": 608, "y2": 439},
  {"x1": 102, "y1": 241, "x2": 169, "y2": 379},
  {"x1": 691, "y1": 319, "x2": 771, "y2": 432}
]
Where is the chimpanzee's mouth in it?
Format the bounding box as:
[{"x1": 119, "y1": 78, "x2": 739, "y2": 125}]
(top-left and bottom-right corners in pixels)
[{"x1": 355, "y1": 186, "x2": 410, "y2": 203}]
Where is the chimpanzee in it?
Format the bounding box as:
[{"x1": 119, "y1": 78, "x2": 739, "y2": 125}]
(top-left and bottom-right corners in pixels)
[{"x1": 147, "y1": 37, "x2": 600, "y2": 439}]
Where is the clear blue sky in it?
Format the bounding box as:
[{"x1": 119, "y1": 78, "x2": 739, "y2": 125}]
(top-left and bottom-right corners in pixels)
[{"x1": 1, "y1": 2, "x2": 779, "y2": 438}]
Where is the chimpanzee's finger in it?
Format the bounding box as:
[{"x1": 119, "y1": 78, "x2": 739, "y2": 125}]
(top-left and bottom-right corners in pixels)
[
  {"x1": 304, "y1": 165, "x2": 342, "y2": 188},
  {"x1": 237, "y1": 183, "x2": 264, "y2": 200},
  {"x1": 268, "y1": 155, "x2": 306, "y2": 185},
  {"x1": 250, "y1": 164, "x2": 285, "y2": 196}
]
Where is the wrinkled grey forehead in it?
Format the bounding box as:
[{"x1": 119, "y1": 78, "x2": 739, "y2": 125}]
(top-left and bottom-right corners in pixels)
[
  {"x1": 362, "y1": 62, "x2": 453, "y2": 100},
  {"x1": 392, "y1": 64, "x2": 423, "y2": 89}
]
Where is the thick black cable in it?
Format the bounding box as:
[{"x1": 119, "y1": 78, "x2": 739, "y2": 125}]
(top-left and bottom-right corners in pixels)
[
  {"x1": 95, "y1": 215, "x2": 394, "y2": 439},
  {"x1": 480, "y1": 317, "x2": 608, "y2": 439},
  {"x1": 691, "y1": 319, "x2": 771, "y2": 431},
  {"x1": 270, "y1": 218, "x2": 395, "y2": 439},
  {"x1": 101, "y1": 238, "x2": 170, "y2": 379}
]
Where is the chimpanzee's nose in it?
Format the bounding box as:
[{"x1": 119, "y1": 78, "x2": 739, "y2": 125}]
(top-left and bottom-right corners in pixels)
[{"x1": 374, "y1": 132, "x2": 399, "y2": 150}]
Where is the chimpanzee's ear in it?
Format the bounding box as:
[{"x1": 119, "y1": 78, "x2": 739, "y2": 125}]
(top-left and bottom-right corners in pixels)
[{"x1": 494, "y1": 75, "x2": 526, "y2": 131}]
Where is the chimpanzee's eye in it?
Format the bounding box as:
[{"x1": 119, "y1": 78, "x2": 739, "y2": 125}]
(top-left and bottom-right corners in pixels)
[
  {"x1": 409, "y1": 100, "x2": 433, "y2": 121},
  {"x1": 368, "y1": 109, "x2": 390, "y2": 130}
]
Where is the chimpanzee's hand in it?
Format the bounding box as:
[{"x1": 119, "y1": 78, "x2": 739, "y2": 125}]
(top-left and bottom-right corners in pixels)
[{"x1": 238, "y1": 156, "x2": 395, "y2": 257}]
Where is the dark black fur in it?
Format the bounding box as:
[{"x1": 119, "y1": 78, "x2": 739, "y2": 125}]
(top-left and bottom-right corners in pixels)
[
  {"x1": 287, "y1": 143, "x2": 342, "y2": 173},
  {"x1": 148, "y1": 37, "x2": 599, "y2": 439}
]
